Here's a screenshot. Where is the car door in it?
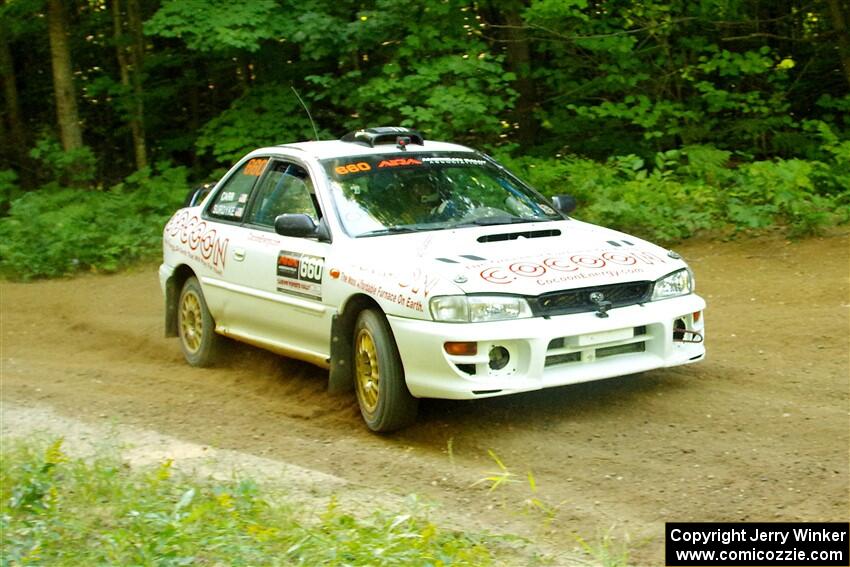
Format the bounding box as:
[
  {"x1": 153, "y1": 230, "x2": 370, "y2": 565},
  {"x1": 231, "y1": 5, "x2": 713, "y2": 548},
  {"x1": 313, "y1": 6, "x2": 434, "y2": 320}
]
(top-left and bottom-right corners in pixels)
[
  {"x1": 194, "y1": 156, "x2": 270, "y2": 324},
  {"x1": 218, "y1": 157, "x2": 334, "y2": 364}
]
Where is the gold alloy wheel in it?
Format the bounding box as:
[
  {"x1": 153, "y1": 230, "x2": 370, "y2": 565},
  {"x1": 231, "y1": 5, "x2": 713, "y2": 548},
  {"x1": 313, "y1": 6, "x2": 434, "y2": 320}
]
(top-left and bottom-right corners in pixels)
[
  {"x1": 179, "y1": 290, "x2": 203, "y2": 353},
  {"x1": 355, "y1": 328, "x2": 380, "y2": 414}
]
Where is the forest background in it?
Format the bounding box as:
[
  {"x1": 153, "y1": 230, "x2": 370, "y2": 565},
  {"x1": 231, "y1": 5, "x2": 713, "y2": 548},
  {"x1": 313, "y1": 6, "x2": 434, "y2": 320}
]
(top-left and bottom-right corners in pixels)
[{"x1": 1, "y1": 0, "x2": 848, "y2": 279}]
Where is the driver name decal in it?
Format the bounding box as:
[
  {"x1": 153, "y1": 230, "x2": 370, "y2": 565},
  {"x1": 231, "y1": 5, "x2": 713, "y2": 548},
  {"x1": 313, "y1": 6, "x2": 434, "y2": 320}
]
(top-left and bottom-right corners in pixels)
[{"x1": 276, "y1": 250, "x2": 324, "y2": 300}]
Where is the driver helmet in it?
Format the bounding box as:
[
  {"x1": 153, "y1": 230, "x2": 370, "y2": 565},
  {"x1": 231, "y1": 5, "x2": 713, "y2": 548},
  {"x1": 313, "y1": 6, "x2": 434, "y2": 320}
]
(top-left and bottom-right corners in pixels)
[{"x1": 408, "y1": 176, "x2": 441, "y2": 205}]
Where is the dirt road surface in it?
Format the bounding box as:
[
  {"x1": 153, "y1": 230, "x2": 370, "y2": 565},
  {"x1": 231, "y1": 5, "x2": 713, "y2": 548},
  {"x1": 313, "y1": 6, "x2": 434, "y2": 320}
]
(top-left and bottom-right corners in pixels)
[{"x1": 3, "y1": 233, "x2": 848, "y2": 564}]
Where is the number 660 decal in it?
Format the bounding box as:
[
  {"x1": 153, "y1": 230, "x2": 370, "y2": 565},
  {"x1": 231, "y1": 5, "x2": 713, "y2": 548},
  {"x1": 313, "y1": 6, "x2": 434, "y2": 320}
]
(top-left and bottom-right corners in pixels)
[
  {"x1": 299, "y1": 255, "x2": 324, "y2": 283},
  {"x1": 276, "y1": 250, "x2": 325, "y2": 300}
]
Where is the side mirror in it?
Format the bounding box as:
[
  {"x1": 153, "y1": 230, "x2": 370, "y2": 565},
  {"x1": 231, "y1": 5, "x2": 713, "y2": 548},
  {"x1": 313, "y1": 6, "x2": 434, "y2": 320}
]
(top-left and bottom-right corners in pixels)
[
  {"x1": 274, "y1": 213, "x2": 317, "y2": 238},
  {"x1": 184, "y1": 182, "x2": 214, "y2": 207},
  {"x1": 551, "y1": 194, "x2": 577, "y2": 214}
]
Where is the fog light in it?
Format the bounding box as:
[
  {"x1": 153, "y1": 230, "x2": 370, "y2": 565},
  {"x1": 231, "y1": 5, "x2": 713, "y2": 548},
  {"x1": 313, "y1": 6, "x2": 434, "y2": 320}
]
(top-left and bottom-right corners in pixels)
[
  {"x1": 445, "y1": 341, "x2": 477, "y2": 356},
  {"x1": 488, "y1": 346, "x2": 510, "y2": 370}
]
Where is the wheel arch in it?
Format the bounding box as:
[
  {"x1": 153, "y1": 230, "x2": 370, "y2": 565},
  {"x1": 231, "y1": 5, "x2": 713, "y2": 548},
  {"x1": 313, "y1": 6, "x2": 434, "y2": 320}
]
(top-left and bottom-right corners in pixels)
[
  {"x1": 328, "y1": 293, "x2": 384, "y2": 393},
  {"x1": 164, "y1": 264, "x2": 197, "y2": 337}
]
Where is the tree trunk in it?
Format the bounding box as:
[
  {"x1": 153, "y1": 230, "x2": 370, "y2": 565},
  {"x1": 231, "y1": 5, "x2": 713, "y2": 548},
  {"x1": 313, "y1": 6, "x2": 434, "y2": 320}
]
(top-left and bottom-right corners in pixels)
[
  {"x1": 0, "y1": 28, "x2": 28, "y2": 173},
  {"x1": 499, "y1": 6, "x2": 538, "y2": 147},
  {"x1": 126, "y1": 0, "x2": 147, "y2": 168},
  {"x1": 0, "y1": 100, "x2": 7, "y2": 169},
  {"x1": 47, "y1": 0, "x2": 83, "y2": 151},
  {"x1": 112, "y1": 0, "x2": 147, "y2": 169},
  {"x1": 826, "y1": 0, "x2": 850, "y2": 89},
  {"x1": 188, "y1": 73, "x2": 200, "y2": 172}
]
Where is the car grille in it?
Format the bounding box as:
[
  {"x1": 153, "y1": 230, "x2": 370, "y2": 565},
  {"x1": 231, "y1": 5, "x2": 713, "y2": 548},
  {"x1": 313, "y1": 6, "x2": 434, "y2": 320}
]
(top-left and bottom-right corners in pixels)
[{"x1": 530, "y1": 281, "x2": 652, "y2": 316}]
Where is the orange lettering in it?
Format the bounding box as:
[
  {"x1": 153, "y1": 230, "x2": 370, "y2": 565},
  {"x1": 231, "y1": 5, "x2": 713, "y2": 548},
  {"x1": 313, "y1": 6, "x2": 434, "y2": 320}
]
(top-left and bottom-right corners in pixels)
[
  {"x1": 378, "y1": 158, "x2": 421, "y2": 168},
  {"x1": 335, "y1": 162, "x2": 372, "y2": 175},
  {"x1": 243, "y1": 158, "x2": 268, "y2": 176}
]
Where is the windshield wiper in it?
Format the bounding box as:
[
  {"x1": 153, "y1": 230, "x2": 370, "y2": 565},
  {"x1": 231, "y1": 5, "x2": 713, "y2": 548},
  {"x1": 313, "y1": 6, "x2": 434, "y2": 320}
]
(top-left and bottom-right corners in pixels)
[{"x1": 356, "y1": 226, "x2": 431, "y2": 237}]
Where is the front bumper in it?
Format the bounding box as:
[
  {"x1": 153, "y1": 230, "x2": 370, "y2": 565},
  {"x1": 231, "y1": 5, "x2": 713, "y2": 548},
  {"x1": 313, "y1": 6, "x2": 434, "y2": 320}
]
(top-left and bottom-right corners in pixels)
[{"x1": 388, "y1": 294, "x2": 706, "y2": 399}]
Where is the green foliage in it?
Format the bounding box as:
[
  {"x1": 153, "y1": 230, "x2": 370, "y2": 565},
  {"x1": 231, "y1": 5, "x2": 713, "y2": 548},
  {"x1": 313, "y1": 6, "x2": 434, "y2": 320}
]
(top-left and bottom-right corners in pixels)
[
  {"x1": 501, "y1": 145, "x2": 848, "y2": 243},
  {"x1": 7, "y1": 0, "x2": 850, "y2": 175},
  {"x1": 3, "y1": 0, "x2": 850, "y2": 281},
  {"x1": 0, "y1": 165, "x2": 190, "y2": 280},
  {"x1": 4, "y1": 143, "x2": 845, "y2": 282},
  {"x1": 728, "y1": 159, "x2": 835, "y2": 237},
  {"x1": 1, "y1": 438, "x2": 496, "y2": 565},
  {"x1": 0, "y1": 169, "x2": 21, "y2": 215},
  {"x1": 301, "y1": 0, "x2": 518, "y2": 148},
  {"x1": 29, "y1": 135, "x2": 98, "y2": 187},
  {"x1": 0, "y1": 0, "x2": 45, "y2": 39},
  {"x1": 145, "y1": 0, "x2": 285, "y2": 52},
  {"x1": 196, "y1": 86, "x2": 326, "y2": 164},
  {"x1": 522, "y1": 0, "x2": 844, "y2": 159},
  {"x1": 314, "y1": 53, "x2": 516, "y2": 147}
]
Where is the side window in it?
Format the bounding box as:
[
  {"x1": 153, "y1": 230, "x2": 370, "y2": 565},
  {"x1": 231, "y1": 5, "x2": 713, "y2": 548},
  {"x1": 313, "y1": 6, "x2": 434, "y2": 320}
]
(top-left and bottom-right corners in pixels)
[
  {"x1": 207, "y1": 157, "x2": 268, "y2": 221},
  {"x1": 246, "y1": 161, "x2": 319, "y2": 228}
]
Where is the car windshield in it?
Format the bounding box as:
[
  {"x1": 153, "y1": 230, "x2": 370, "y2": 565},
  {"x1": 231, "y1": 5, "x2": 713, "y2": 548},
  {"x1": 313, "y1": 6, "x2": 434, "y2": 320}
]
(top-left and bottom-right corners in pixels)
[{"x1": 321, "y1": 152, "x2": 562, "y2": 237}]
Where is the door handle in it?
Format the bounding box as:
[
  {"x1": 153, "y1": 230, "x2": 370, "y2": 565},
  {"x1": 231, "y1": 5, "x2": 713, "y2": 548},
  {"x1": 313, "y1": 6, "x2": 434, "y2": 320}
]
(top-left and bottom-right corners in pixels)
[{"x1": 233, "y1": 248, "x2": 246, "y2": 261}]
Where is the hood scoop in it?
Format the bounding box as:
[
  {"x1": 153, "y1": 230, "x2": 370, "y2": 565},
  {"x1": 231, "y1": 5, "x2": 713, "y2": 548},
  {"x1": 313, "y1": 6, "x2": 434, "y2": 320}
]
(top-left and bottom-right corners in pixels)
[{"x1": 477, "y1": 228, "x2": 561, "y2": 243}]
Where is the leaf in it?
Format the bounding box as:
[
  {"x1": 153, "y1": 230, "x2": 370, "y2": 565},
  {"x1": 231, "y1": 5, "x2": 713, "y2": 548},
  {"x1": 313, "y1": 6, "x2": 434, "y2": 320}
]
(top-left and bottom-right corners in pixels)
[{"x1": 174, "y1": 488, "x2": 195, "y2": 514}]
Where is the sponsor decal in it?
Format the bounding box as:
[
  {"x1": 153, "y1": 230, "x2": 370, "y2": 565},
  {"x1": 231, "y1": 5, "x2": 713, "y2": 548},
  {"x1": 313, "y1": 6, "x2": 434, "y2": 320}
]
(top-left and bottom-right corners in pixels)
[
  {"x1": 164, "y1": 211, "x2": 229, "y2": 274},
  {"x1": 477, "y1": 249, "x2": 668, "y2": 286},
  {"x1": 421, "y1": 156, "x2": 486, "y2": 166},
  {"x1": 247, "y1": 233, "x2": 280, "y2": 247},
  {"x1": 339, "y1": 272, "x2": 425, "y2": 312},
  {"x1": 276, "y1": 250, "x2": 324, "y2": 300},
  {"x1": 336, "y1": 264, "x2": 439, "y2": 313},
  {"x1": 377, "y1": 157, "x2": 422, "y2": 168},
  {"x1": 397, "y1": 267, "x2": 440, "y2": 299}
]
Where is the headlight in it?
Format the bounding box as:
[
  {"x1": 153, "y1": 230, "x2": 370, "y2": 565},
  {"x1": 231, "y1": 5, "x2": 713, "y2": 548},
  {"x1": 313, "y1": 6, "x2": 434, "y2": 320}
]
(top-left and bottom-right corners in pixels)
[
  {"x1": 651, "y1": 268, "x2": 693, "y2": 301},
  {"x1": 430, "y1": 295, "x2": 533, "y2": 323}
]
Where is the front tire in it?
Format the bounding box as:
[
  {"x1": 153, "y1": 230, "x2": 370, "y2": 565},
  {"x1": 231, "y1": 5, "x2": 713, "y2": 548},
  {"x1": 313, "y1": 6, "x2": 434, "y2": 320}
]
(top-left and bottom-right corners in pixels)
[
  {"x1": 178, "y1": 276, "x2": 221, "y2": 367},
  {"x1": 353, "y1": 309, "x2": 418, "y2": 432}
]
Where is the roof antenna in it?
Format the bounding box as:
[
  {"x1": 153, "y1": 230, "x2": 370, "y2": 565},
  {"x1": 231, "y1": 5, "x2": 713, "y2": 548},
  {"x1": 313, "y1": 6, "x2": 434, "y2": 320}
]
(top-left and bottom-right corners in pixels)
[{"x1": 291, "y1": 86, "x2": 320, "y2": 141}]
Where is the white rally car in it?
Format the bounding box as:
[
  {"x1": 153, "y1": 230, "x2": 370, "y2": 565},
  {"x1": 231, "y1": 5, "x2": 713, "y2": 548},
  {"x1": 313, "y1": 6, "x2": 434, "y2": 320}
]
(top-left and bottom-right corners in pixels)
[{"x1": 160, "y1": 127, "x2": 705, "y2": 432}]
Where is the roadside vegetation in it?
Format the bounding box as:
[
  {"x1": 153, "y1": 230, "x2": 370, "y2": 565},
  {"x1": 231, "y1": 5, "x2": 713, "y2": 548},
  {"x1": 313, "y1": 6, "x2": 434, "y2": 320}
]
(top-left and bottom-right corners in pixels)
[
  {"x1": 1, "y1": 438, "x2": 516, "y2": 566},
  {"x1": 2, "y1": 136, "x2": 847, "y2": 280},
  {"x1": 1, "y1": 1, "x2": 849, "y2": 280}
]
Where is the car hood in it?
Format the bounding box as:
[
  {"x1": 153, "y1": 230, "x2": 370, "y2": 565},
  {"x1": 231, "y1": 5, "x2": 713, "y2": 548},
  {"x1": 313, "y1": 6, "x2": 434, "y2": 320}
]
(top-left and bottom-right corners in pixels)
[{"x1": 339, "y1": 219, "x2": 687, "y2": 297}]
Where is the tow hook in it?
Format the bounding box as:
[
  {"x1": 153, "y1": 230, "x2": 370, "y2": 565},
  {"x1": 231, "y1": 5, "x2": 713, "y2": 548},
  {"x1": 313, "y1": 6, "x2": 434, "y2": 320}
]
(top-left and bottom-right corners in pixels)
[{"x1": 673, "y1": 318, "x2": 704, "y2": 343}]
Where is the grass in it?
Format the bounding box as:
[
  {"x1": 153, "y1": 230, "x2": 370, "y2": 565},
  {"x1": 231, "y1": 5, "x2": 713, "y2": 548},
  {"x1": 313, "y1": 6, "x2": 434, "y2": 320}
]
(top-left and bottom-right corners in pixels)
[
  {"x1": 0, "y1": 438, "x2": 503, "y2": 566},
  {"x1": 0, "y1": 438, "x2": 640, "y2": 566},
  {"x1": 471, "y1": 450, "x2": 635, "y2": 567},
  {"x1": 574, "y1": 528, "x2": 631, "y2": 567}
]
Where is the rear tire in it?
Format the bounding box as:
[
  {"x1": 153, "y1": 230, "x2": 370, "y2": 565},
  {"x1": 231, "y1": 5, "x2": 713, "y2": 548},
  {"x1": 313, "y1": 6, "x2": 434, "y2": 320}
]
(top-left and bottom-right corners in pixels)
[
  {"x1": 353, "y1": 309, "x2": 418, "y2": 432},
  {"x1": 178, "y1": 276, "x2": 221, "y2": 367}
]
